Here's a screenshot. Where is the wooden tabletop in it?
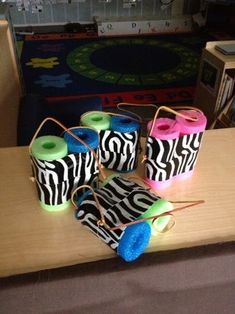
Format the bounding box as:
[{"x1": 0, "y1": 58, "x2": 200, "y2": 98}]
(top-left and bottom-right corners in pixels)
[{"x1": 0, "y1": 128, "x2": 235, "y2": 277}]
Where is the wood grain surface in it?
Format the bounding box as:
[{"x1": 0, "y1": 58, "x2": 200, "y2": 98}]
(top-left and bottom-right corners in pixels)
[{"x1": 0, "y1": 128, "x2": 235, "y2": 277}]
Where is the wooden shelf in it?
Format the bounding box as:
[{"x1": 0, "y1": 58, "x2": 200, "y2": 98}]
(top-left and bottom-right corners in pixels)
[{"x1": 194, "y1": 40, "x2": 235, "y2": 127}]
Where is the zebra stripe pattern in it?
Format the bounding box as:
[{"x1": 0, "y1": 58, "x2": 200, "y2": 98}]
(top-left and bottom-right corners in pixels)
[
  {"x1": 31, "y1": 151, "x2": 99, "y2": 206},
  {"x1": 99, "y1": 130, "x2": 140, "y2": 172},
  {"x1": 76, "y1": 176, "x2": 160, "y2": 251},
  {"x1": 145, "y1": 132, "x2": 204, "y2": 181}
]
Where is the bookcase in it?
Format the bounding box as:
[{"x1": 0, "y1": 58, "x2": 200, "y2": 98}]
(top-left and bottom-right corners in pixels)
[{"x1": 193, "y1": 40, "x2": 235, "y2": 128}]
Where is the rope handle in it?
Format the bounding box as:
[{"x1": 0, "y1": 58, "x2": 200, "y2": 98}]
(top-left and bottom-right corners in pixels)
[
  {"x1": 117, "y1": 102, "x2": 159, "y2": 123},
  {"x1": 71, "y1": 181, "x2": 205, "y2": 231},
  {"x1": 80, "y1": 107, "x2": 144, "y2": 161},
  {"x1": 140, "y1": 105, "x2": 204, "y2": 163},
  {"x1": 80, "y1": 102, "x2": 158, "y2": 125},
  {"x1": 149, "y1": 105, "x2": 203, "y2": 137},
  {"x1": 108, "y1": 199, "x2": 205, "y2": 231},
  {"x1": 80, "y1": 109, "x2": 142, "y2": 126},
  {"x1": 71, "y1": 184, "x2": 109, "y2": 229},
  {"x1": 29, "y1": 117, "x2": 107, "y2": 180}
]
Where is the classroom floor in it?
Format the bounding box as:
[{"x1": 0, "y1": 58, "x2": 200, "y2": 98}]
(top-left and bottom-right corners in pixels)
[{"x1": 15, "y1": 26, "x2": 235, "y2": 131}]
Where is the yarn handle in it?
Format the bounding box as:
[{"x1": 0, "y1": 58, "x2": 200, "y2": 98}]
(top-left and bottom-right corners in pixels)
[
  {"x1": 80, "y1": 108, "x2": 142, "y2": 126},
  {"x1": 148, "y1": 105, "x2": 204, "y2": 137},
  {"x1": 117, "y1": 102, "x2": 159, "y2": 123},
  {"x1": 141, "y1": 105, "x2": 205, "y2": 163},
  {"x1": 71, "y1": 184, "x2": 109, "y2": 229},
  {"x1": 29, "y1": 117, "x2": 107, "y2": 180},
  {"x1": 81, "y1": 103, "x2": 157, "y2": 126},
  {"x1": 71, "y1": 181, "x2": 205, "y2": 232},
  {"x1": 109, "y1": 199, "x2": 205, "y2": 231}
]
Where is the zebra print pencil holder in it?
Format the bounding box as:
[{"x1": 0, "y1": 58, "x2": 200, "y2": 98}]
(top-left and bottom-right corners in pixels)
[
  {"x1": 73, "y1": 175, "x2": 173, "y2": 262},
  {"x1": 29, "y1": 118, "x2": 100, "y2": 211},
  {"x1": 99, "y1": 128, "x2": 140, "y2": 172},
  {"x1": 80, "y1": 111, "x2": 141, "y2": 172},
  {"x1": 144, "y1": 106, "x2": 207, "y2": 189}
]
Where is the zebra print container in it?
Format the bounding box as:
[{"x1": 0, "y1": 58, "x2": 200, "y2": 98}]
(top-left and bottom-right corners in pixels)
[
  {"x1": 99, "y1": 130, "x2": 140, "y2": 172},
  {"x1": 145, "y1": 132, "x2": 204, "y2": 182},
  {"x1": 80, "y1": 111, "x2": 141, "y2": 172},
  {"x1": 31, "y1": 151, "x2": 99, "y2": 208},
  {"x1": 75, "y1": 176, "x2": 160, "y2": 260}
]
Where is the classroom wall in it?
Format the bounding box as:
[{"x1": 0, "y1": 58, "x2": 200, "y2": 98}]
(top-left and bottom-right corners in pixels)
[
  {"x1": 0, "y1": 19, "x2": 22, "y2": 147},
  {"x1": 8, "y1": 0, "x2": 200, "y2": 26}
]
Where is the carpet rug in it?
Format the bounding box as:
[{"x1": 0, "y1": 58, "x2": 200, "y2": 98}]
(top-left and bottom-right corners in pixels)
[{"x1": 20, "y1": 32, "x2": 213, "y2": 108}]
